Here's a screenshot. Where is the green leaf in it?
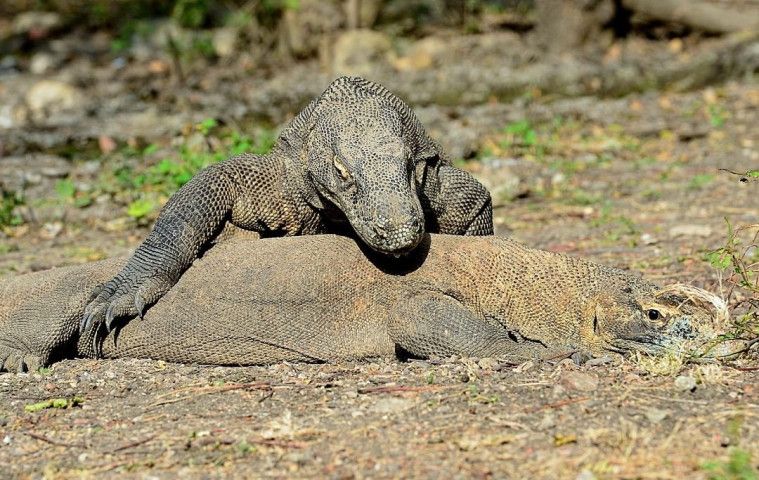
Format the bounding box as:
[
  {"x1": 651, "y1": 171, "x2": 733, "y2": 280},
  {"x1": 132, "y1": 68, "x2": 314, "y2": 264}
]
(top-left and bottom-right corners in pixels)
[
  {"x1": 197, "y1": 118, "x2": 218, "y2": 135},
  {"x1": 25, "y1": 397, "x2": 83, "y2": 413},
  {"x1": 55, "y1": 179, "x2": 76, "y2": 199},
  {"x1": 74, "y1": 195, "x2": 93, "y2": 208},
  {"x1": 706, "y1": 250, "x2": 732, "y2": 270},
  {"x1": 142, "y1": 143, "x2": 159, "y2": 156},
  {"x1": 127, "y1": 198, "x2": 157, "y2": 219}
]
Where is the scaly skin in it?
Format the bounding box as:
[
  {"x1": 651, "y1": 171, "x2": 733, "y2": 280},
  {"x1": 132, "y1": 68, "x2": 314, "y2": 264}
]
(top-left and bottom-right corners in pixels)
[
  {"x1": 0, "y1": 235, "x2": 730, "y2": 372},
  {"x1": 81, "y1": 76, "x2": 492, "y2": 335}
]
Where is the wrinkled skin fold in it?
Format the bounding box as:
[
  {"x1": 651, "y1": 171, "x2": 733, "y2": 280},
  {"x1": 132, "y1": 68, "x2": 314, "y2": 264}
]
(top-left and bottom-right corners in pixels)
[{"x1": 0, "y1": 235, "x2": 740, "y2": 373}]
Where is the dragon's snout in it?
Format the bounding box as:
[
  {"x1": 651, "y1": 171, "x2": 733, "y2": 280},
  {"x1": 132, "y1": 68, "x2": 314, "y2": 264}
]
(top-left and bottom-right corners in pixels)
[{"x1": 366, "y1": 215, "x2": 424, "y2": 254}]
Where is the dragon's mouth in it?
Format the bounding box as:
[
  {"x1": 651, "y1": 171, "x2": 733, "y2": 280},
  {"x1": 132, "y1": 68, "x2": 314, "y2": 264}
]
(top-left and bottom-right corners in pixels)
[
  {"x1": 345, "y1": 208, "x2": 424, "y2": 255},
  {"x1": 608, "y1": 334, "x2": 753, "y2": 359}
]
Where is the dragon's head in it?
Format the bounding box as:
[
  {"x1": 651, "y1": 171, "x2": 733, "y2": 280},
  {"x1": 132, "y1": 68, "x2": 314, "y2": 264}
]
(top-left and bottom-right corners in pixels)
[
  {"x1": 579, "y1": 277, "x2": 747, "y2": 360},
  {"x1": 299, "y1": 77, "x2": 440, "y2": 255}
]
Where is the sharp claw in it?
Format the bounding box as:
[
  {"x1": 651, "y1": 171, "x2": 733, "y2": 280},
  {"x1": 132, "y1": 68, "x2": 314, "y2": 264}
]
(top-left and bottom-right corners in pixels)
[
  {"x1": 80, "y1": 311, "x2": 92, "y2": 334},
  {"x1": 91, "y1": 323, "x2": 102, "y2": 359},
  {"x1": 105, "y1": 304, "x2": 116, "y2": 332}
]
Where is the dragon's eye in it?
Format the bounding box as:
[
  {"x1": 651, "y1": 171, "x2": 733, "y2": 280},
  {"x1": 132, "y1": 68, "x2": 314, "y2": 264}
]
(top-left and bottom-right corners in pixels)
[
  {"x1": 647, "y1": 309, "x2": 661, "y2": 321},
  {"x1": 333, "y1": 156, "x2": 351, "y2": 181}
]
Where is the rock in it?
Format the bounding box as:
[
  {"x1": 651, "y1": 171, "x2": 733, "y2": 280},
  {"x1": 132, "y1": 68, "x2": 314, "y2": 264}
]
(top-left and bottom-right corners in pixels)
[
  {"x1": 29, "y1": 52, "x2": 59, "y2": 74},
  {"x1": 392, "y1": 36, "x2": 446, "y2": 72},
  {"x1": 369, "y1": 396, "x2": 414, "y2": 414},
  {"x1": 12, "y1": 11, "x2": 63, "y2": 36},
  {"x1": 25, "y1": 80, "x2": 83, "y2": 115},
  {"x1": 332, "y1": 29, "x2": 392, "y2": 77},
  {"x1": 475, "y1": 160, "x2": 525, "y2": 203},
  {"x1": 669, "y1": 224, "x2": 712, "y2": 238},
  {"x1": 644, "y1": 408, "x2": 669, "y2": 423},
  {"x1": 281, "y1": 0, "x2": 344, "y2": 58},
  {"x1": 40, "y1": 222, "x2": 63, "y2": 240},
  {"x1": 560, "y1": 371, "x2": 599, "y2": 392},
  {"x1": 212, "y1": 28, "x2": 239, "y2": 57},
  {"x1": 585, "y1": 356, "x2": 613, "y2": 367},
  {"x1": 576, "y1": 470, "x2": 597, "y2": 480},
  {"x1": 640, "y1": 233, "x2": 658, "y2": 245},
  {"x1": 98, "y1": 135, "x2": 117, "y2": 154},
  {"x1": 477, "y1": 357, "x2": 499, "y2": 370},
  {"x1": 674, "y1": 375, "x2": 697, "y2": 392}
]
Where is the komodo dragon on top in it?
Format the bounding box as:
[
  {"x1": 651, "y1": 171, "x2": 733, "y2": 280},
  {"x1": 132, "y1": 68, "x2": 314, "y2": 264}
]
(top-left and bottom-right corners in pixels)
[
  {"x1": 81, "y1": 76, "x2": 493, "y2": 337},
  {"x1": 0, "y1": 235, "x2": 743, "y2": 372}
]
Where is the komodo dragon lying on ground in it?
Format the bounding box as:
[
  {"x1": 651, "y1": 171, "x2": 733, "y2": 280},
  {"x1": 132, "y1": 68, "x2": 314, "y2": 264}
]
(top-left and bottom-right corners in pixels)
[
  {"x1": 0, "y1": 235, "x2": 740, "y2": 372},
  {"x1": 82, "y1": 76, "x2": 492, "y2": 335}
]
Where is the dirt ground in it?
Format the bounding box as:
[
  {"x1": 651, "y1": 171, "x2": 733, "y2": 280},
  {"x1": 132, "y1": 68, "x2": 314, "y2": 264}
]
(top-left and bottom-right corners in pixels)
[{"x1": 1, "y1": 11, "x2": 758, "y2": 478}]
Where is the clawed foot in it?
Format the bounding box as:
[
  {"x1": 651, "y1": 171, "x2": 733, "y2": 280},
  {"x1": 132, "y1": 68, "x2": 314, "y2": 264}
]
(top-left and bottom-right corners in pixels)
[
  {"x1": 80, "y1": 275, "x2": 174, "y2": 337},
  {"x1": 0, "y1": 345, "x2": 43, "y2": 373}
]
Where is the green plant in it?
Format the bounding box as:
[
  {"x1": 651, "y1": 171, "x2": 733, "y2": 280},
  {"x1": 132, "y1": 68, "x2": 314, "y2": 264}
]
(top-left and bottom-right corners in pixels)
[
  {"x1": 127, "y1": 198, "x2": 157, "y2": 220},
  {"x1": 25, "y1": 397, "x2": 84, "y2": 413},
  {"x1": 701, "y1": 448, "x2": 757, "y2": 480},
  {"x1": 502, "y1": 120, "x2": 538, "y2": 147},
  {"x1": 109, "y1": 121, "x2": 277, "y2": 219},
  {"x1": 704, "y1": 219, "x2": 759, "y2": 347},
  {"x1": 708, "y1": 104, "x2": 728, "y2": 128},
  {"x1": 55, "y1": 179, "x2": 92, "y2": 208},
  {"x1": 688, "y1": 173, "x2": 715, "y2": 190},
  {"x1": 172, "y1": 0, "x2": 211, "y2": 28},
  {"x1": 0, "y1": 188, "x2": 24, "y2": 228}
]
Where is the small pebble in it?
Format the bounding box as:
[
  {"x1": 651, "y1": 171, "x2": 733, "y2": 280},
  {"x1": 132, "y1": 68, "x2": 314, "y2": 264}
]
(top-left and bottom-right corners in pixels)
[
  {"x1": 644, "y1": 408, "x2": 669, "y2": 423},
  {"x1": 585, "y1": 356, "x2": 613, "y2": 367},
  {"x1": 674, "y1": 375, "x2": 697, "y2": 392},
  {"x1": 561, "y1": 371, "x2": 599, "y2": 392}
]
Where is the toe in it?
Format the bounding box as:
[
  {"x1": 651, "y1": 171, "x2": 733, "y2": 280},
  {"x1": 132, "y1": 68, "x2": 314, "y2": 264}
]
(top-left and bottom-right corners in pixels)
[{"x1": 105, "y1": 294, "x2": 137, "y2": 330}]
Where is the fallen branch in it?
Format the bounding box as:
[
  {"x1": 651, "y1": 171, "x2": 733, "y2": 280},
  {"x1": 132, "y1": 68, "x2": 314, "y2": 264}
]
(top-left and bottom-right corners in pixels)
[
  {"x1": 357, "y1": 384, "x2": 447, "y2": 395},
  {"x1": 25, "y1": 431, "x2": 87, "y2": 448},
  {"x1": 622, "y1": 0, "x2": 759, "y2": 34},
  {"x1": 523, "y1": 396, "x2": 590, "y2": 414},
  {"x1": 148, "y1": 382, "x2": 273, "y2": 408},
  {"x1": 109, "y1": 435, "x2": 157, "y2": 453}
]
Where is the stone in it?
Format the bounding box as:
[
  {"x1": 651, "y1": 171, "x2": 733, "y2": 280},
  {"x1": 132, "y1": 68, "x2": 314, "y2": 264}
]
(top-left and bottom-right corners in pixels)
[
  {"x1": 644, "y1": 408, "x2": 669, "y2": 423},
  {"x1": 25, "y1": 80, "x2": 83, "y2": 114},
  {"x1": 212, "y1": 28, "x2": 239, "y2": 57},
  {"x1": 585, "y1": 356, "x2": 613, "y2": 367},
  {"x1": 369, "y1": 396, "x2": 414, "y2": 414},
  {"x1": 392, "y1": 36, "x2": 446, "y2": 72},
  {"x1": 332, "y1": 29, "x2": 392, "y2": 77},
  {"x1": 669, "y1": 224, "x2": 713, "y2": 238},
  {"x1": 560, "y1": 371, "x2": 599, "y2": 392},
  {"x1": 282, "y1": 0, "x2": 344, "y2": 58},
  {"x1": 477, "y1": 357, "x2": 499, "y2": 370},
  {"x1": 674, "y1": 375, "x2": 697, "y2": 392},
  {"x1": 13, "y1": 11, "x2": 62, "y2": 35},
  {"x1": 29, "y1": 52, "x2": 58, "y2": 74}
]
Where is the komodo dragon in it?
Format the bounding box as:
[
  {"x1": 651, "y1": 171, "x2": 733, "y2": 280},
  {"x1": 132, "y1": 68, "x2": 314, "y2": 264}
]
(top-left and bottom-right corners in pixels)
[
  {"x1": 0, "y1": 235, "x2": 737, "y2": 372},
  {"x1": 81, "y1": 76, "x2": 493, "y2": 335}
]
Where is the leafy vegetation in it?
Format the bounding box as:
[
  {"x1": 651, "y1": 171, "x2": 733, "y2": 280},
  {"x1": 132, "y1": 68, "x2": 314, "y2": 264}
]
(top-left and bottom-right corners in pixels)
[
  {"x1": 24, "y1": 397, "x2": 84, "y2": 413},
  {"x1": 0, "y1": 188, "x2": 24, "y2": 228},
  {"x1": 100, "y1": 119, "x2": 277, "y2": 222},
  {"x1": 702, "y1": 448, "x2": 757, "y2": 480},
  {"x1": 705, "y1": 220, "x2": 759, "y2": 341}
]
